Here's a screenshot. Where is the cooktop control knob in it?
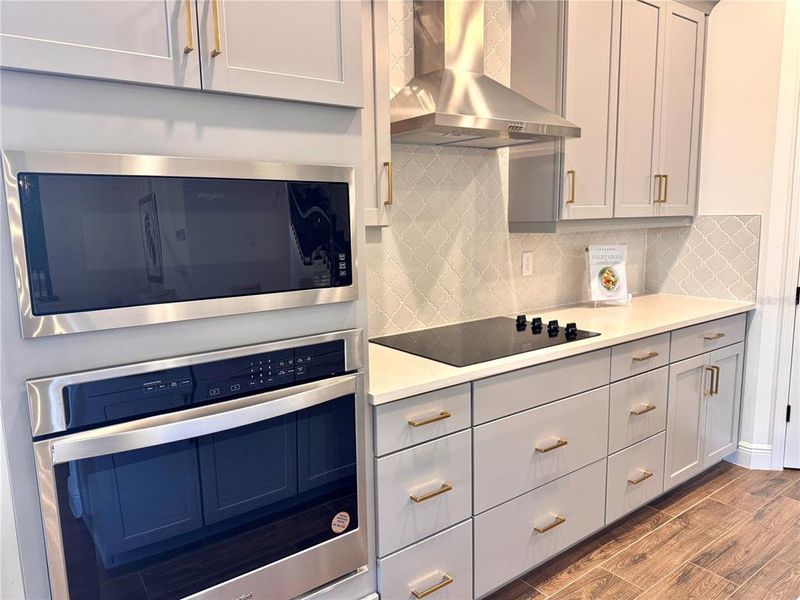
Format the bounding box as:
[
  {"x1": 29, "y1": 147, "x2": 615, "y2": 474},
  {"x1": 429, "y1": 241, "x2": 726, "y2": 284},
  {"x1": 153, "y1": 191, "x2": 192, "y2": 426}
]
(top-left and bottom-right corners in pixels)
[
  {"x1": 531, "y1": 317, "x2": 543, "y2": 334},
  {"x1": 565, "y1": 322, "x2": 578, "y2": 340},
  {"x1": 547, "y1": 320, "x2": 560, "y2": 337},
  {"x1": 515, "y1": 315, "x2": 527, "y2": 331}
]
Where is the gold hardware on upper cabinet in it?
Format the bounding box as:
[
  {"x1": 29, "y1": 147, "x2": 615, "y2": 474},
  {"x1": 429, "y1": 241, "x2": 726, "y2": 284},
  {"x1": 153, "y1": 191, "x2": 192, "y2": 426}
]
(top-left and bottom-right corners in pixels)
[
  {"x1": 633, "y1": 351, "x2": 659, "y2": 362},
  {"x1": 410, "y1": 574, "x2": 454, "y2": 599},
  {"x1": 210, "y1": 0, "x2": 223, "y2": 57},
  {"x1": 408, "y1": 410, "x2": 451, "y2": 428},
  {"x1": 703, "y1": 332, "x2": 726, "y2": 341},
  {"x1": 654, "y1": 175, "x2": 664, "y2": 203},
  {"x1": 663, "y1": 174, "x2": 669, "y2": 203},
  {"x1": 630, "y1": 403, "x2": 657, "y2": 416},
  {"x1": 534, "y1": 515, "x2": 567, "y2": 534},
  {"x1": 410, "y1": 482, "x2": 453, "y2": 503},
  {"x1": 565, "y1": 169, "x2": 576, "y2": 205},
  {"x1": 383, "y1": 161, "x2": 393, "y2": 206},
  {"x1": 183, "y1": 0, "x2": 195, "y2": 54},
  {"x1": 705, "y1": 366, "x2": 720, "y2": 396},
  {"x1": 628, "y1": 469, "x2": 653, "y2": 485},
  {"x1": 535, "y1": 438, "x2": 568, "y2": 453}
]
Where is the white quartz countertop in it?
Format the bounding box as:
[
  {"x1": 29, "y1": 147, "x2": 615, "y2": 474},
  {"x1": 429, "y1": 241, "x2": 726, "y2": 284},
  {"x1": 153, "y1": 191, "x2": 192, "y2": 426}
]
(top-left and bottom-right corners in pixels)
[{"x1": 368, "y1": 293, "x2": 755, "y2": 405}]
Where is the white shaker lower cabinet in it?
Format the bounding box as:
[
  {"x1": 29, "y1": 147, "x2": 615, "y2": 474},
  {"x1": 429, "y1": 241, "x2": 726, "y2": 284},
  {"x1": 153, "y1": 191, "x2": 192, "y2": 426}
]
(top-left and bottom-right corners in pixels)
[
  {"x1": 606, "y1": 432, "x2": 666, "y2": 523},
  {"x1": 473, "y1": 460, "x2": 607, "y2": 598},
  {"x1": 703, "y1": 343, "x2": 744, "y2": 468},
  {"x1": 0, "y1": 0, "x2": 201, "y2": 89}
]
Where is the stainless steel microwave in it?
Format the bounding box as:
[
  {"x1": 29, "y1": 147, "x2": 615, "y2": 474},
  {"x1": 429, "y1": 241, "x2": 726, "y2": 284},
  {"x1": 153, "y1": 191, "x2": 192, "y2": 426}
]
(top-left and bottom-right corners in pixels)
[{"x1": 1, "y1": 151, "x2": 357, "y2": 338}]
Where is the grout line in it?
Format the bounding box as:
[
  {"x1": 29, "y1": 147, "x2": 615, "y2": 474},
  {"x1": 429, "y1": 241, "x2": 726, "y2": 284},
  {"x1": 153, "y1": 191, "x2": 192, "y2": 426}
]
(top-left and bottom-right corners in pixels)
[{"x1": 689, "y1": 560, "x2": 740, "y2": 586}]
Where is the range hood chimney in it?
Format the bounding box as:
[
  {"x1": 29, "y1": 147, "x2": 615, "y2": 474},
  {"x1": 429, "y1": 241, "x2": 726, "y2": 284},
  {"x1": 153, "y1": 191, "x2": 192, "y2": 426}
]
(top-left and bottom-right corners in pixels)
[{"x1": 390, "y1": 0, "x2": 580, "y2": 149}]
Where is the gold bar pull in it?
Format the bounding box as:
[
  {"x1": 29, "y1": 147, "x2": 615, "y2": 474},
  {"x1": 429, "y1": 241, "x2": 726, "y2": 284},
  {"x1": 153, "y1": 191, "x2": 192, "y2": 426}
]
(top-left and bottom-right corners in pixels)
[
  {"x1": 654, "y1": 174, "x2": 664, "y2": 203},
  {"x1": 703, "y1": 332, "x2": 726, "y2": 341},
  {"x1": 408, "y1": 411, "x2": 451, "y2": 428},
  {"x1": 410, "y1": 482, "x2": 453, "y2": 503},
  {"x1": 663, "y1": 174, "x2": 669, "y2": 203},
  {"x1": 183, "y1": 0, "x2": 195, "y2": 54},
  {"x1": 628, "y1": 469, "x2": 653, "y2": 485},
  {"x1": 705, "y1": 366, "x2": 720, "y2": 396},
  {"x1": 630, "y1": 403, "x2": 657, "y2": 416},
  {"x1": 711, "y1": 365, "x2": 721, "y2": 396},
  {"x1": 210, "y1": 0, "x2": 222, "y2": 57},
  {"x1": 534, "y1": 515, "x2": 567, "y2": 534},
  {"x1": 410, "y1": 574, "x2": 454, "y2": 599},
  {"x1": 565, "y1": 169, "x2": 576, "y2": 204},
  {"x1": 383, "y1": 161, "x2": 393, "y2": 206},
  {"x1": 535, "y1": 438, "x2": 568, "y2": 453},
  {"x1": 633, "y1": 351, "x2": 659, "y2": 362}
]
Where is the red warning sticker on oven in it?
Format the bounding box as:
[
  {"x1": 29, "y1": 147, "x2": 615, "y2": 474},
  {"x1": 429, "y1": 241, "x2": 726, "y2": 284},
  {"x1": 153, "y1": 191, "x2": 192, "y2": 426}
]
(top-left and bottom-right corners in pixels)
[{"x1": 331, "y1": 511, "x2": 350, "y2": 533}]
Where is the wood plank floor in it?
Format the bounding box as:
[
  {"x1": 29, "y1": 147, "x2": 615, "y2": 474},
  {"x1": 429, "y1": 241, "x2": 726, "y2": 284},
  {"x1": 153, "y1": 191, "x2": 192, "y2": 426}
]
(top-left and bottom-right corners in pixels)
[{"x1": 486, "y1": 463, "x2": 800, "y2": 600}]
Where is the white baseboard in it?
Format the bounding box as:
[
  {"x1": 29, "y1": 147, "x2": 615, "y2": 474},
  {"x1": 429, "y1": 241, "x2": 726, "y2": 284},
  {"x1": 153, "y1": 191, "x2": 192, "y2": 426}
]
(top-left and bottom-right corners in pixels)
[{"x1": 727, "y1": 441, "x2": 775, "y2": 470}]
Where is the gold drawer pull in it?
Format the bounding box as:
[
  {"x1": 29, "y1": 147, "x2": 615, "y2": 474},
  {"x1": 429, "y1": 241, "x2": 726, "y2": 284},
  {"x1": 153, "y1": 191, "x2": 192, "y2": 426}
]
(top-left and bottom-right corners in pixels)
[
  {"x1": 703, "y1": 332, "x2": 726, "y2": 341},
  {"x1": 411, "y1": 574, "x2": 454, "y2": 599},
  {"x1": 410, "y1": 482, "x2": 453, "y2": 503},
  {"x1": 628, "y1": 469, "x2": 653, "y2": 485},
  {"x1": 534, "y1": 515, "x2": 567, "y2": 534},
  {"x1": 536, "y1": 438, "x2": 568, "y2": 453},
  {"x1": 633, "y1": 351, "x2": 659, "y2": 362},
  {"x1": 408, "y1": 411, "x2": 451, "y2": 428},
  {"x1": 630, "y1": 403, "x2": 657, "y2": 416}
]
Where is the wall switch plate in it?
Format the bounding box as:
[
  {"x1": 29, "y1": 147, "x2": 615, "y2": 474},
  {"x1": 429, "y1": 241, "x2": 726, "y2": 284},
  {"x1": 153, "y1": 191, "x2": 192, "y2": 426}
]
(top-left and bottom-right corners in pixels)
[{"x1": 522, "y1": 252, "x2": 534, "y2": 277}]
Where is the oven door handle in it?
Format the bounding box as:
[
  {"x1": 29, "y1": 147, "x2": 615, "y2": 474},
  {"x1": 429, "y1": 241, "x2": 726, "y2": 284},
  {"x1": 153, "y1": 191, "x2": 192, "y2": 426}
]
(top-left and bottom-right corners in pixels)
[{"x1": 43, "y1": 374, "x2": 359, "y2": 465}]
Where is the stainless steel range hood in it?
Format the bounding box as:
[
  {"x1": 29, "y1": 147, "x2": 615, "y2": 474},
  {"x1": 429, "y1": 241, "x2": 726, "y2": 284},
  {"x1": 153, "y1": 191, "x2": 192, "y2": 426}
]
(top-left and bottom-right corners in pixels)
[{"x1": 390, "y1": 0, "x2": 580, "y2": 148}]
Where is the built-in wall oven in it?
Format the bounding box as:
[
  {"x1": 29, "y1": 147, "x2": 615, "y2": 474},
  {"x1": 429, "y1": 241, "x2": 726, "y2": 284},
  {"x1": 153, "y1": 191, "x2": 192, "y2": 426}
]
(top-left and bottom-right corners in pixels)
[
  {"x1": 27, "y1": 330, "x2": 367, "y2": 600},
  {"x1": 1, "y1": 151, "x2": 356, "y2": 338}
]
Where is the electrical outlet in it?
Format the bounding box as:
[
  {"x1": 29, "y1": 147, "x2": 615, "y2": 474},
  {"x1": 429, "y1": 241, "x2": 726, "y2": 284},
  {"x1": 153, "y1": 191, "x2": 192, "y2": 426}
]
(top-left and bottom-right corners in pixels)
[{"x1": 522, "y1": 252, "x2": 534, "y2": 277}]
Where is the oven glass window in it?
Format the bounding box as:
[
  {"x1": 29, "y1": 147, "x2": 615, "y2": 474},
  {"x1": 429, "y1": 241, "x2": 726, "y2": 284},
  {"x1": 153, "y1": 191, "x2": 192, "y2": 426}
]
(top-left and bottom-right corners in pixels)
[
  {"x1": 54, "y1": 395, "x2": 357, "y2": 600},
  {"x1": 17, "y1": 173, "x2": 352, "y2": 316}
]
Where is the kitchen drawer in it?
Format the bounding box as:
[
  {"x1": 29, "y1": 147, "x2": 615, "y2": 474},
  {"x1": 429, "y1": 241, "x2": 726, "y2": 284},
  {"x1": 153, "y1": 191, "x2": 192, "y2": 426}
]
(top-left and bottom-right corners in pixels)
[
  {"x1": 608, "y1": 367, "x2": 668, "y2": 454},
  {"x1": 374, "y1": 384, "x2": 471, "y2": 457},
  {"x1": 378, "y1": 520, "x2": 473, "y2": 600},
  {"x1": 670, "y1": 314, "x2": 746, "y2": 362},
  {"x1": 375, "y1": 430, "x2": 472, "y2": 557},
  {"x1": 473, "y1": 349, "x2": 611, "y2": 424},
  {"x1": 473, "y1": 387, "x2": 609, "y2": 513},
  {"x1": 606, "y1": 432, "x2": 666, "y2": 523},
  {"x1": 474, "y1": 459, "x2": 607, "y2": 598},
  {"x1": 610, "y1": 333, "x2": 670, "y2": 382}
]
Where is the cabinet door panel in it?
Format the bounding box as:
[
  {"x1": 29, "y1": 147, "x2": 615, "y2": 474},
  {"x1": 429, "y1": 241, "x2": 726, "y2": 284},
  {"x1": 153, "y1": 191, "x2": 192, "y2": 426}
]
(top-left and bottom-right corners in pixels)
[
  {"x1": 0, "y1": 0, "x2": 201, "y2": 88},
  {"x1": 658, "y1": 3, "x2": 704, "y2": 216},
  {"x1": 561, "y1": 0, "x2": 618, "y2": 220},
  {"x1": 199, "y1": 0, "x2": 363, "y2": 107},
  {"x1": 614, "y1": 0, "x2": 666, "y2": 217},
  {"x1": 703, "y1": 343, "x2": 743, "y2": 467},
  {"x1": 665, "y1": 353, "x2": 708, "y2": 490}
]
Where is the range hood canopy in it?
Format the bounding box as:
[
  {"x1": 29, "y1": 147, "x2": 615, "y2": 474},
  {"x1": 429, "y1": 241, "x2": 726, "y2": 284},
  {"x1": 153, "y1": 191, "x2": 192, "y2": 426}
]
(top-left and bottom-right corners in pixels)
[{"x1": 390, "y1": 0, "x2": 580, "y2": 149}]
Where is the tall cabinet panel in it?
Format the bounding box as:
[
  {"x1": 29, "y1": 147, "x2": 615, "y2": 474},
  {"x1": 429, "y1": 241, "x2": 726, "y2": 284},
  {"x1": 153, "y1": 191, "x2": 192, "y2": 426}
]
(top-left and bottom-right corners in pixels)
[
  {"x1": 561, "y1": 0, "x2": 619, "y2": 220},
  {"x1": 703, "y1": 343, "x2": 744, "y2": 468},
  {"x1": 614, "y1": 0, "x2": 666, "y2": 218},
  {"x1": 198, "y1": 0, "x2": 363, "y2": 107},
  {"x1": 664, "y1": 353, "x2": 707, "y2": 490},
  {"x1": 0, "y1": 0, "x2": 201, "y2": 89}
]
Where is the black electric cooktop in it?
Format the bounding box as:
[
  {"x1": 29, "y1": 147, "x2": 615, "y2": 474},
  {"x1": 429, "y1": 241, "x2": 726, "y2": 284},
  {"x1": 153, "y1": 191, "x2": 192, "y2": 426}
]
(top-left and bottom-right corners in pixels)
[{"x1": 371, "y1": 316, "x2": 600, "y2": 367}]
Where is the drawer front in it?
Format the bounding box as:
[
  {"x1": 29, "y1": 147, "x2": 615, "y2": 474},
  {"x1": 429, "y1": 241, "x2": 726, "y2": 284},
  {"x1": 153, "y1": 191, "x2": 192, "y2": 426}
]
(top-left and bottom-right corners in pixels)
[
  {"x1": 378, "y1": 520, "x2": 473, "y2": 600},
  {"x1": 670, "y1": 314, "x2": 746, "y2": 362},
  {"x1": 473, "y1": 387, "x2": 609, "y2": 513},
  {"x1": 610, "y1": 333, "x2": 670, "y2": 382},
  {"x1": 375, "y1": 430, "x2": 472, "y2": 557},
  {"x1": 474, "y1": 459, "x2": 607, "y2": 598},
  {"x1": 606, "y1": 432, "x2": 666, "y2": 523},
  {"x1": 374, "y1": 384, "x2": 471, "y2": 457},
  {"x1": 608, "y1": 367, "x2": 668, "y2": 454},
  {"x1": 473, "y1": 349, "x2": 611, "y2": 424}
]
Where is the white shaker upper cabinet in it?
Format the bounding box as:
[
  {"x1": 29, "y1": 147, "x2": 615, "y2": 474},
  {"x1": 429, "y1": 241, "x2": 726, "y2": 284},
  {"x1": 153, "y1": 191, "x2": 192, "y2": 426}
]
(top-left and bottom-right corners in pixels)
[
  {"x1": 656, "y1": 3, "x2": 705, "y2": 217},
  {"x1": 561, "y1": 0, "x2": 619, "y2": 220},
  {"x1": 614, "y1": 0, "x2": 666, "y2": 218},
  {"x1": 0, "y1": 0, "x2": 201, "y2": 89},
  {"x1": 198, "y1": 0, "x2": 363, "y2": 108}
]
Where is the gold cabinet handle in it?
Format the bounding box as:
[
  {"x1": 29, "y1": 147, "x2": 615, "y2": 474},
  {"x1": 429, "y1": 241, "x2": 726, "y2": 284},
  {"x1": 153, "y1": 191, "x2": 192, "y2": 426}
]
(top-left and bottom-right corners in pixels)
[
  {"x1": 410, "y1": 574, "x2": 454, "y2": 599},
  {"x1": 535, "y1": 438, "x2": 568, "y2": 453},
  {"x1": 705, "y1": 366, "x2": 720, "y2": 396},
  {"x1": 210, "y1": 0, "x2": 222, "y2": 57},
  {"x1": 383, "y1": 161, "x2": 393, "y2": 206},
  {"x1": 183, "y1": 0, "x2": 195, "y2": 53},
  {"x1": 408, "y1": 411, "x2": 451, "y2": 428},
  {"x1": 633, "y1": 351, "x2": 659, "y2": 362},
  {"x1": 534, "y1": 515, "x2": 567, "y2": 534},
  {"x1": 663, "y1": 174, "x2": 669, "y2": 203},
  {"x1": 654, "y1": 174, "x2": 664, "y2": 203},
  {"x1": 410, "y1": 482, "x2": 453, "y2": 503},
  {"x1": 703, "y1": 332, "x2": 726, "y2": 341},
  {"x1": 711, "y1": 365, "x2": 720, "y2": 395},
  {"x1": 630, "y1": 403, "x2": 657, "y2": 416},
  {"x1": 628, "y1": 469, "x2": 653, "y2": 485},
  {"x1": 565, "y1": 169, "x2": 576, "y2": 204}
]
